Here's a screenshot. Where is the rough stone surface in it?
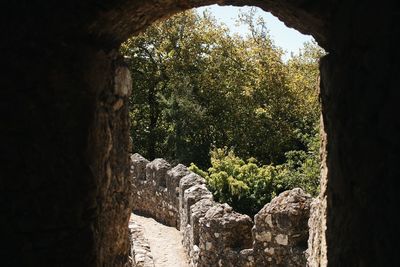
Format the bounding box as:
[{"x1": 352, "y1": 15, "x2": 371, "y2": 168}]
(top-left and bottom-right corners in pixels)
[
  {"x1": 131, "y1": 156, "x2": 313, "y2": 266},
  {"x1": 179, "y1": 173, "x2": 206, "y2": 230},
  {"x1": 88, "y1": 0, "x2": 330, "y2": 49},
  {"x1": 166, "y1": 164, "x2": 191, "y2": 208},
  {"x1": 129, "y1": 218, "x2": 155, "y2": 267},
  {"x1": 307, "y1": 198, "x2": 327, "y2": 267},
  {"x1": 182, "y1": 184, "x2": 213, "y2": 228},
  {"x1": 197, "y1": 203, "x2": 254, "y2": 267},
  {"x1": 131, "y1": 213, "x2": 189, "y2": 267},
  {"x1": 146, "y1": 158, "x2": 171, "y2": 188},
  {"x1": 183, "y1": 199, "x2": 215, "y2": 266},
  {"x1": 90, "y1": 61, "x2": 134, "y2": 267},
  {"x1": 131, "y1": 153, "x2": 150, "y2": 180},
  {"x1": 132, "y1": 158, "x2": 179, "y2": 227},
  {"x1": 253, "y1": 188, "x2": 312, "y2": 266},
  {"x1": 4, "y1": 0, "x2": 400, "y2": 266}
]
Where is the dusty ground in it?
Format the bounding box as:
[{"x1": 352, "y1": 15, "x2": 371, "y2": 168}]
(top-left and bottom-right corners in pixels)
[{"x1": 131, "y1": 213, "x2": 189, "y2": 267}]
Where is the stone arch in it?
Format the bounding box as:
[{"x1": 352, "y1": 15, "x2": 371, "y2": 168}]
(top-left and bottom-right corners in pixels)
[
  {"x1": 87, "y1": 0, "x2": 330, "y2": 50},
  {"x1": 2, "y1": 1, "x2": 399, "y2": 266}
]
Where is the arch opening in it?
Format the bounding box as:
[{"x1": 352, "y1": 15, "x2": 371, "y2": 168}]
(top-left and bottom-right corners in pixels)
[
  {"x1": 125, "y1": 5, "x2": 325, "y2": 266},
  {"x1": 4, "y1": 0, "x2": 398, "y2": 266}
]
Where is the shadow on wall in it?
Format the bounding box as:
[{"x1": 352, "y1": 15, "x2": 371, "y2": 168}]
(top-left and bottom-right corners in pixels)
[{"x1": 131, "y1": 153, "x2": 314, "y2": 266}]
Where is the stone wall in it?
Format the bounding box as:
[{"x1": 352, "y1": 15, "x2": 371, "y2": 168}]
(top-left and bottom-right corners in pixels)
[
  {"x1": 131, "y1": 154, "x2": 190, "y2": 228},
  {"x1": 129, "y1": 219, "x2": 155, "y2": 267},
  {"x1": 131, "y1": 153, "x2": 312, "y2": 266},
  {"x1": 5, "y1": 0, "x2": 400, "y2": 265}
]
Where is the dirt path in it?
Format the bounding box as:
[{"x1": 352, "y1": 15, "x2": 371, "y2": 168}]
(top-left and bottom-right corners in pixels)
[{"x1": 131, "y1": 213, "x2": 189, "y2": 267}]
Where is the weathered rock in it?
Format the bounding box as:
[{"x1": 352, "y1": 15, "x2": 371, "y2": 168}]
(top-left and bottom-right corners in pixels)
[
  {"x1": 166, "y1": 164, "x2": 191, "y2": 207},
  {"x1": 179, "y1": 173, "x2": 206, "y2": 199},
  {"x1": 129, "y1": 218, "x2": 155, "y2": 267},
  {"x1": 181, "y1": 183, "x2": 214, "y2": 261},
  {"x1": 182, "y1": 184, "x2": 213, "y2": 228},
  {"x1": 132, "y1": 157, "x2": 180, "y2": 227},
  {"x1": 306, "y1": 197, "x2": 327, "y2": 267},
  {"x1": 146, "y1": 158, "x2": 171, "y2": 187},
  {"x1": 190, "y1": 199, "x2": 216, "y2": 246},
  {"x1": 131, "y1": 153, "x2": 150, "y2": 180},
  {"x1": 197, "y1": 203, "x2": 253, "y2": 267},
  {"x1": 238, "y1": 249, "x2": 256, "y2": 267},
  {"x1": 253, "y1": 188, "x2": 312, "y2": 266},
  {"x1": 5, "y1": 0, "x2": 399, "y2": 265},
  {"x1": 179, "y1": 173, "x2": 206, "y2": 230},
  {"x1": 183, "y1": 198, "x2": 216, "y2": 266},
  {"x1": 131, "y1": 156, "x2": 316, "y2": 267}
]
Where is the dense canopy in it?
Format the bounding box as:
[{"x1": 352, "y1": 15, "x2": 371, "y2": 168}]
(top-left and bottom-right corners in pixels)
[{"x1": 121, "y1": 9, "x2": 323, "y2": 214}]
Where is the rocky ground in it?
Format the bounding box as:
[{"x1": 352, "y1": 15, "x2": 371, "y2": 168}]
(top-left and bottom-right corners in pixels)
[{"x1": 130, "y1": 213, "x2": 189, "y2": 267}]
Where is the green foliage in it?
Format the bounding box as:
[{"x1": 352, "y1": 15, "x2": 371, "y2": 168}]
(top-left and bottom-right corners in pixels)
[
  {"x1": 279, "y1": 125, "x2": 321, "y2": 196},
  {"x1": 122, "y1": 8, "x2": 323, "y2": 215},
  {"x1": 188, "y1": 163, "x2": 208, "y2": 178},
  {"x1": 192, "y1": 139, "x2": 320, "y2": 216},
  {"x1": 121, "y1": 9, "x2": 323, "y2": 168},
  {"x1": 190, "y1": 148, "x2": 268, "y2": 215}
]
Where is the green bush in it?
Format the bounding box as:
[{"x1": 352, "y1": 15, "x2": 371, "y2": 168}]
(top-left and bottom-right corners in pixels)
[{"x1": 189, "y1": 134, "x2": 320, "y2": 216}]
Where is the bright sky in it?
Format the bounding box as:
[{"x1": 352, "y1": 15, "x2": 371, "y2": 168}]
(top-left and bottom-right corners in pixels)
[{"x1": 195, "y1": 5, "x2": 314, "y2": 60}]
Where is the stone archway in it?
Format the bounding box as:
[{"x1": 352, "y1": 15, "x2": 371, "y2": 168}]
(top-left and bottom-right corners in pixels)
[{"x1": 2, "y1": 1, "x2": 399, "y2": 266}]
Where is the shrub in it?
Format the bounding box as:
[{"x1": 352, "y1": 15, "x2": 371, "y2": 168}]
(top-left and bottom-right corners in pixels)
[{"x1": 189, "y1": 139, "x2": 320, "y2": 216}]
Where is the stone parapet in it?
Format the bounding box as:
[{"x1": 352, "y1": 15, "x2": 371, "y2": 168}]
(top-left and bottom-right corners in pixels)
[
  {"x1": 253, "y1": 188, "x2": 312, "y2": 266},
  {"x1": 129, "y1": 219, "x2": 155, "y2": 267},
  {"x1": 130, "y1": 154, "x2": 313, "y2": 266}
]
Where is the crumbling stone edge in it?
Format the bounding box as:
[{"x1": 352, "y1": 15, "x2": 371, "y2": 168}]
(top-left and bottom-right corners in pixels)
[
  {"x1": 130, "y1": 153, "x2": 314, "y2": 267},
  {"x1": 129, "y1": 218, "x2": 155, "y2": 267}
]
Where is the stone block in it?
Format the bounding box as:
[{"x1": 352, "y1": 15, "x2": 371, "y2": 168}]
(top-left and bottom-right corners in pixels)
[
  {"x1": 131, "y1": 153, "x2": 150, "y2": 180},
  {"x1": 253, "y1": 188, "x2": 312, "y2": 266},
  {"x1": 166, "y1": 164, "x2": 190, "y2": 199},
  {"x1": 197, "y1": 203, "x2": 253, "y2": 266},
  {"x1": 182, "y1": 184, "x2": 213, "y2": 227},
  {"x1": 146, "y1": 158, "x2": 171, "y2": 187}
]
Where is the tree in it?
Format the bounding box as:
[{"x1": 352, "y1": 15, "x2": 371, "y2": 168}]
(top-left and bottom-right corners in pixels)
[{"x1": 121, "y1": 8, "x2": 323, "y2": 172}]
